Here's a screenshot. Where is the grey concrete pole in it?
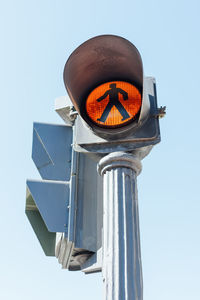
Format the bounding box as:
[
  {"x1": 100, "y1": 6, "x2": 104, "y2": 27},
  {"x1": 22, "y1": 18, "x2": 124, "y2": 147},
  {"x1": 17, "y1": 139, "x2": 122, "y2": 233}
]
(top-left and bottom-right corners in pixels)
[{"x1": 98, "y1": 152, "x2": 143, "y2": 300}]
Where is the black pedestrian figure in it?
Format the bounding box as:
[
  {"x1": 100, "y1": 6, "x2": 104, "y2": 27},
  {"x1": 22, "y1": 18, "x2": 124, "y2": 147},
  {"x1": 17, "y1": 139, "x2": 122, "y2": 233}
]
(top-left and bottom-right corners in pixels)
[{"x1": 97, "y1": 83, "x2": 130, "y2": 123}]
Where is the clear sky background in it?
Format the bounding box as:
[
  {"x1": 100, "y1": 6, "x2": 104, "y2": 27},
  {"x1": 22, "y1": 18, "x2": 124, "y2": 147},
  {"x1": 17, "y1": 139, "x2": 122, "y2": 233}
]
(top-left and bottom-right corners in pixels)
[{"x1": 1, "y1": 0, "x2": 200, "y2": 299}]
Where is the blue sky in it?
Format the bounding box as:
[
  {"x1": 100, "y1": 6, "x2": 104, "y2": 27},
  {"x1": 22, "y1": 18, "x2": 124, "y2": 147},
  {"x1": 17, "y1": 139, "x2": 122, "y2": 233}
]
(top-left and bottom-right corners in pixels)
[{"x1": 1, "y1": 0, "x2": 200, "y2": 299}]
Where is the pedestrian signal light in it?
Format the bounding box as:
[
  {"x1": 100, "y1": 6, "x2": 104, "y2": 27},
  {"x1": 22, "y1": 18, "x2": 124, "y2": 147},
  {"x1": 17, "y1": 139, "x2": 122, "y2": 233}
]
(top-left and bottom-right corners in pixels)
[
  {"x1": 63, "y1": 35, "x2": 143, "y2": 135},
  {"x1": 86, "y1": 81, "x2": 142, "y2": 128}
]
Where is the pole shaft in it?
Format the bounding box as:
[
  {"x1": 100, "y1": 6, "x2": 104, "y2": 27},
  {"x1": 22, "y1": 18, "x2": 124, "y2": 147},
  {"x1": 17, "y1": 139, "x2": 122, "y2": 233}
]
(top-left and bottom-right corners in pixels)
[{"x1": 98, "y1": 152, "x2": 143, "y2": 300}]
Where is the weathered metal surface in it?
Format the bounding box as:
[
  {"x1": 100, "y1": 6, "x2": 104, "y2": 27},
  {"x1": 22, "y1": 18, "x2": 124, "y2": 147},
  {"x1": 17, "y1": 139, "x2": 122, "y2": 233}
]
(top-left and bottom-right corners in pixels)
[
  {"x1": 55, "y1": 96, "x2": 77, "y2": 125},
  {"x1": 63, "y1": 35, "x2": 143, "y2": 126},
  {"x1": 81, "y1": 247, "x2": 102, "y2": 274},
  {"x1": 55, "y1": 233, "x2": 74, "y2": 268},
  {"x1": 98, "y1": 152, "x2": 143, "y2": 300}
]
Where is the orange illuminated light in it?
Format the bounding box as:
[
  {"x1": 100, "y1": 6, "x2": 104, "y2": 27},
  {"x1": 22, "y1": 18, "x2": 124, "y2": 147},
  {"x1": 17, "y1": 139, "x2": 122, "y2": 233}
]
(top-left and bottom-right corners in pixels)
[{"x1": 85, "y1": 81, "x2": 142, "y2": 128}]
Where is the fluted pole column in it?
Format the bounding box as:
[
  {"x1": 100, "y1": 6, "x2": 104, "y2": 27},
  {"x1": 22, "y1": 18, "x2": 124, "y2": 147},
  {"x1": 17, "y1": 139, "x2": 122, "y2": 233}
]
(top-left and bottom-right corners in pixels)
[{"x1": 98, "y1": 152, "x2": 143, "y2": 300}]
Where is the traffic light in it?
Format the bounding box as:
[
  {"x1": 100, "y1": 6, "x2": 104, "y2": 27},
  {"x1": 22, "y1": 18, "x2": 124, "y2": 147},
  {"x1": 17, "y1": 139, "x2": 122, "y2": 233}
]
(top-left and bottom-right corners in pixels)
[
  {"x1": 26, "y1": 122, "x2": 103, "y2": 271},
  {"x1": 64, "y1": 35, "x2": 143, "y2": 128},
  {"x1": 63, "y1": 35, "x2": 161, "y2": 148},
  {"x1": 26, "y1": 34, "x2": 165, "y2": 275},
  {"x1": 26, "y1": 122, "x2": 73, "y2": 256}
]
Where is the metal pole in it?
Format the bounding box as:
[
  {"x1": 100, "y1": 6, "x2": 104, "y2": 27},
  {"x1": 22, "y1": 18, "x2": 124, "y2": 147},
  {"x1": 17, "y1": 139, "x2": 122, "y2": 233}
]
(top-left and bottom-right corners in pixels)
[{"x1": 98, "y1": 152, "x2": 143, "y2": 300}]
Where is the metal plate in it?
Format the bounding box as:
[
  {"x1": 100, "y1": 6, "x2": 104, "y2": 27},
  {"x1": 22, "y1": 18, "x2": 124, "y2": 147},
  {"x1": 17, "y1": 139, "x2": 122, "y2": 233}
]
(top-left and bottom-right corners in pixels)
[
  {"x1": 26, "y1": 180, "x2": 70, "y2": 233},
  {"x1": 32, "y1": 123, "x2": 72, "y2": 181}
]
